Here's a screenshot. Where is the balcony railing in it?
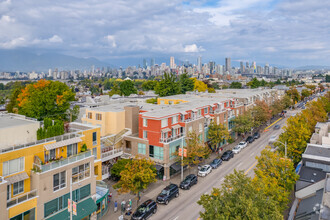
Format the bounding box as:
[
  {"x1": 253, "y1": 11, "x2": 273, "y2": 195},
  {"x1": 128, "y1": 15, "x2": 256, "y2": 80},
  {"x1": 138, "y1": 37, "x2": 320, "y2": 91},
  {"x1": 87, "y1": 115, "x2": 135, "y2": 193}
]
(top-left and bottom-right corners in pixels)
[
  {"x1": 183, "y1": 115, "x2": 203, "y2": 123},
  {"x1": 101, "y1": 148, "x2": 123, "y2": 159},
  {"x1": 7, "y1": 189, "x2": 37, "y2": 208},
  {"x1": 40, "y1": 150, "x2": 92, "y2": 173},
  {"x1": 0, "y1": 132, "x2": 83, "y2": 154},
  {"x1": 160, "y1": 133, "x2": 184, "y2": 143}
]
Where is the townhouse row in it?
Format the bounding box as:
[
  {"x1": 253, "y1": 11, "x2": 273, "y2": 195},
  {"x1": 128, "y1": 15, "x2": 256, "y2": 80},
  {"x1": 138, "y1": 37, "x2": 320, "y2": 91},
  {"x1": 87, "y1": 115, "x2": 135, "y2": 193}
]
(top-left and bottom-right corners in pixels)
[
  {"x1": 82, "y1": 89, "x2": 279, "y2": 181},
  {"x1": 0, "y1": 113, "x2": 109, "y2": 220}
]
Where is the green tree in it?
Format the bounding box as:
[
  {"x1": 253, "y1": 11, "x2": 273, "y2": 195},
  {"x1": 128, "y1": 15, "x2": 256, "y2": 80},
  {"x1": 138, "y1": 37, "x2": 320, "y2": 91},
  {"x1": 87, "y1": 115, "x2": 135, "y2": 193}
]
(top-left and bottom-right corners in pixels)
[
  {"x1": 6, "y1": 86, "x2": 24, "y2": 113},
  {"x1": 270, "y1": 98, "x2": 285, "y2": 117},
  {"x1": 282, "y1": 94, "x2": 293, "y2": 108},
  {"x1": 229, "y1": 82, "x2": 242, "y2": 89},
  {"x1": 208, "y1": 122, "x2": 229, "y2": 152},
  {"x1": 66, "y1": 105, "x2": 80, "y2": 122},
  {"x1": 114, "y1": 158, "x2": 156, "y2": 195},
  {"x1": 286, "y1": 87, "x2": 300, "y2": 104},
  {"x1": 146, "y1": 97, "x2": 158, "y2": 104},
  {"x1": 178, "y1": 72, "x2": 194, "y2": 94},
  {"x1": 301, "y1": 89, "x2": 311, "y2": 100},
  {"x1": 251, "y1": 100, "x2": 271, "y2": 127},
  {"x1": 110, "y1": 159, "x2": 132, "y2": 180},
  {"x1": 141, "y1": 80, "x2": 157, "y2": 91},
  {"x1": 154, "y1": 72, "x2": 180, "y2": 97},
  {"x1": 198, "y1": 170, "x2": 282, "y2": 220},
  {"x1": 232, "y1": 112, "x2": 254, "y2": 136},
  {"x1": 326, "y1": 75, "x2": 330, "y2": 83},
  {"x1": 247, "y1": 77, "x2": 261, "y2": 89},
  {"x1": 119, "y1": 80, "x2": 137, "y2": 96},
  {"x1": 16, "y1": 80, "x2": 75, "y2": 120},
  {"x1": 108, "y1": 82, "x2": 121, "y2": 96},
  {"x1": 253, "y1": 148, "x2": 299, "y2": 211}
]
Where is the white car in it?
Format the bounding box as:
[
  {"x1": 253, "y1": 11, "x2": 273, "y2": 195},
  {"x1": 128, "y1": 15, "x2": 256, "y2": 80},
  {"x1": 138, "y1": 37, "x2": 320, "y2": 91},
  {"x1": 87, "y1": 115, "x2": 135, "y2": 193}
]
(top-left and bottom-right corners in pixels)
[
  {"x1": 238, "y1": 141, "x2": 247, "y2": 149},
  {"x1": 198, "y1": 165, "x2": 212, "y2": 177},
  {"x1": 232, "y1": 145, "x2": 242, "y2": 154}
]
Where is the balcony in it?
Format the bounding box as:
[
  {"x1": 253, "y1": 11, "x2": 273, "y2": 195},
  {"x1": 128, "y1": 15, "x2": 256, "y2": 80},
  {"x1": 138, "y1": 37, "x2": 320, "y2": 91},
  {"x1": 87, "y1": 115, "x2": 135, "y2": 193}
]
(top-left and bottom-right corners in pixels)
[
  {"x1": 7, "y1": 189, "x2": 37, "y2": 208},
  {"x1": 101, "y1": 148, "x2": 123, "y2": 162},
  {"x1": 160, "y1": 133, "x2": 184, "y2": 143},
  {"x1": 183, "y1": 115, "x2": 203, "y2": 123},
  {"x1": 35, "y1": 150, "x2": 92, "y2": 173}
]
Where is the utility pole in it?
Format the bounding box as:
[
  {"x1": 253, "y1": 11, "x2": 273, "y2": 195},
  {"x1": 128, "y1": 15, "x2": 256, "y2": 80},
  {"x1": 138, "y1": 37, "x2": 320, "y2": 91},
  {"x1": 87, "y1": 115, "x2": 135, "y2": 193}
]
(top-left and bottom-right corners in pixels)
[
  {"x1": 70, "y1": 178, "x2": 73, "y2": 220},
  {"x1": 181, "y1": 136, "x2": 184, "y2": 181}
]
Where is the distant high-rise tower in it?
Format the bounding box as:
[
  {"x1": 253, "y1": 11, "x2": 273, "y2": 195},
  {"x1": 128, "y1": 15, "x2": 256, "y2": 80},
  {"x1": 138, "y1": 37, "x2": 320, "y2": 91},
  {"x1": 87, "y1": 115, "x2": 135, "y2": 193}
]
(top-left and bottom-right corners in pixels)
[
  {"x1": 150, "y1": 58, "x2": 155, "y2": 67},
  {"x1": 143, "y1": 59, "x2": 147, "y2": 69},
  {"x1": 170, "y1": 56, "x2": 175, "y2": 69},
  {"x1": 240, "y1": 62, "x2": 244, "y2": 73},
  {"x1": 209, "y1": 61, "x2": 215, "y2": 74},
  {"x1": 197, "y1": 56, "x2": 202, "y2": 72},
  {"x1": 264, "y1": 63, "x2": 270, "y2": 75},
  {"x1": 252, "y1": 61, "x2": 256, "y2": 73},
  {"x1": 225, "y1": 57, "x2": 231, "y2": 73},
  {"x1": 246, "y1": 62, "x2": 250, "y2": 69}
]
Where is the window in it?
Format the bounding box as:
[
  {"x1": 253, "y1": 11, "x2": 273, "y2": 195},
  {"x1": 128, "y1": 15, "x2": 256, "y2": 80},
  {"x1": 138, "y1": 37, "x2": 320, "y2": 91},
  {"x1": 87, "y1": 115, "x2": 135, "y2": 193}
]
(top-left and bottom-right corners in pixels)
[
  {"x1": 172, "y1": 115, "x2": 178, "y2": 124},
  {"x1": 217, "y1": 117, "x2": 220, "y2": 125},
  {"x1": 10, "y1": 208, "x2": 35, "y2": 220},
  {"x1": 199, "y1": 134, "x2": 203, "y2": 141},
  {"x1": 72, "y1": 163, "x2": 90, "y2": 183},
  {"x1": 53, "y1": 171, "x2": 66, "y2": 191},
  {"x1": 143, "y1": 130, "x2": 148, "y2": 139},
  {"x1": 149, "y1": 146, "x2": 163, "y2": 160},
  {"x1": 143, "y1": 118, "x2": 148, "y2": 127},
  {"x1": 49, "y1": 149, "x2": 56, "y2": 160},
  {"x1": 204, "y1": 107, "x2": 208, "y2": 114},
  {"x1": 188, "y1": 126, "x2": 192, "y2": 133},
  {"x1": 92, "y1": 147, "x2": 97, "y2": 159},
  {"x1": 93, "y1": 132, "x2": 97, "y2": 145},
  {"x1": 44, "y1": 185, "x2": 90, "y2": 217},
  {"x1": 96, "y1": 113, "x2": 102, "y2": 120},
  {"x1": 199, "y1": 123, "x2": 203, "y2": 132},
  {"x1": 13, "y1": 180, "x2": 24, "y2": 196},
  {"x1": 7, "y1": 185, "x2": 10, "y2": 200},
  {"x1": 161, "y1": 119, "x2": 168, "y2": 128},
  {"x1": 3, "y1": 157, "x2": 24, "y2": 176},
  {"x1": 138, "y1": 143, "x2": 146, "y2": 155},
  {"x1": 67, "y1": 143, "x2": 78, "y2": 157},
  {"x1": 169, "y1": 145, "x2": 179, "y2": 160},
  {"x1": 87, "y1": 112, "x2": 92, "y2": 119},
  {"x1": 149, "y1": 145, "x2": 154, "y2": 157},
  {"x1": 198, "y1": 109, "x2": 201, "y2": 116}
]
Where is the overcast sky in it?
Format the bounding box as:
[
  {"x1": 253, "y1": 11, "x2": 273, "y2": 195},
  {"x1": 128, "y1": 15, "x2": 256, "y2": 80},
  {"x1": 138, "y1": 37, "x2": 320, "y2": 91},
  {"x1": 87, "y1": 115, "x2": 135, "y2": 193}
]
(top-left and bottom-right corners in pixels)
[{"x1": 1, "y1": 0, "x2": 330, "y2": 67}]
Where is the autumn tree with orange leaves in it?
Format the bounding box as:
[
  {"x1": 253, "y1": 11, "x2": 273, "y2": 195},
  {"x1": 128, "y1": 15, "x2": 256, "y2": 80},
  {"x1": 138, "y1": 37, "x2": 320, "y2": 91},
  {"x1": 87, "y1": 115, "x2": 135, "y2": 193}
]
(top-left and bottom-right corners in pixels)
[{"x1": 15, "y1": 79, "x2": 75, "y2": 120}]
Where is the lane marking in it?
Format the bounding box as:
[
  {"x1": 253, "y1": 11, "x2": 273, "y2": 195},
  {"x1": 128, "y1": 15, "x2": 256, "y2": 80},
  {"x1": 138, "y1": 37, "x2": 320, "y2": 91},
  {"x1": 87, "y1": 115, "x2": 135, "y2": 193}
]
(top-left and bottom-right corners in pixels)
[
  {"x1": 264, "y1": 118, "x2": 283, "y2": 131},
  {"x1": 172, "y1": 216, "x2": 179, "y2": 220},
  {"x1": 220, "y1": 177, "x2": 224, "y2": 182},
  {"x1": 237, "y1": 162, "x2": 242, "y2": 167},
  {"x1": 250, "y1": 152, "x2": 255, "y2": 157},
  {"x1": 244, "y1": 161, "x2": 258, "y2": 175}
]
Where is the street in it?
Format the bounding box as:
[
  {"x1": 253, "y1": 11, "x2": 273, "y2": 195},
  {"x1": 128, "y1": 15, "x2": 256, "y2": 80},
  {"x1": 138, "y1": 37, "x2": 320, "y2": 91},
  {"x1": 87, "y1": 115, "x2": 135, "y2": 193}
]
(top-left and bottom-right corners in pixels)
[{"x1": 149, "y1": 113, "x2": 293, "y2": 220}]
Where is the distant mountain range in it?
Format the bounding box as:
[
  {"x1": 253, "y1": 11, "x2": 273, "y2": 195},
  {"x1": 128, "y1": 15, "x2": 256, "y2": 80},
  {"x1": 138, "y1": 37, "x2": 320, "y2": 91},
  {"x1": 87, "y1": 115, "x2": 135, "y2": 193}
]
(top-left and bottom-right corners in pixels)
[{"x1": 0, "y1": 50, "x2": 111, "y2": 72}]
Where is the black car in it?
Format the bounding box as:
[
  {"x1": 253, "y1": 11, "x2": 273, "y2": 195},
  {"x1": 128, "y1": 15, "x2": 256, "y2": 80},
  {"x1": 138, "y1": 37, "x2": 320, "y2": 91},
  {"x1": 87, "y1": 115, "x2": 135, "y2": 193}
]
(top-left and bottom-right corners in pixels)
[
  {"x1": 180, "y1": 174, "x2": 198, "y2": 190},
  {"x1": 210, "y1": 158, "x2": 223, "y2": 169},
  {"x1": 131, "y1": 199, "x2": 157, "y2": 220},
  {"x1": 246, "y1": 136, "x2": 255, "y2": 143},
  {"x1": 156, "y1": 184, "x2": 179, "y2": 205},
  {"x1": 253, "y1": 132, "x2": 260, "y2": 139},
  {"x1": 221, "y1": 150, "x2": 234, "y2": 161}
]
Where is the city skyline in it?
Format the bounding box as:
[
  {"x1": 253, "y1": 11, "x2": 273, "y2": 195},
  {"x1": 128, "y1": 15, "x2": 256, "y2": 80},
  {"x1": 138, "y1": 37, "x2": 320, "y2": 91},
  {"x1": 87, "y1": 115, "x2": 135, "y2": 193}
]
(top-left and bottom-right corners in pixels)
[{"x1": 0, "y1": 0, "x2": 330, "y2": 67}]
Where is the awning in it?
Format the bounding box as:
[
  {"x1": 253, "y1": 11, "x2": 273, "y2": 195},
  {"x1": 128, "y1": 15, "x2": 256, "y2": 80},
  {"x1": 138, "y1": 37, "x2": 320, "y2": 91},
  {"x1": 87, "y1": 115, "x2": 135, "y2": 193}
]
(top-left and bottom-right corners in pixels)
[
  {"x1": 46, "y1": 198, "x2": 97, "y2": 220},
  {"x1": 170, "y1": 162, "x2": 181, "y2": 172},
  {"x1": 5, "y1": 172, "x2": 29, "y2": 184},
  {"x1": 205, "y1": 115, "x2": 211, "y2": 118},
  {"x1": 172, "y1": 124, "x2": 181, "y2": 129},
  {"x1": 180, "y1": 111, "x2": 187, "y2": 115},
  {"x1": 161, "y1": 128, "x2": 171, "y2": 133},
  {"x1": 192, "y1": 109, "x2": 198, "y2": 112},
  {"x1": 44, "y1": 137, "x2": 82, "y2": 151},
  {"x1": 154, "y1": 164, "x2": 163, "y2": 171}
]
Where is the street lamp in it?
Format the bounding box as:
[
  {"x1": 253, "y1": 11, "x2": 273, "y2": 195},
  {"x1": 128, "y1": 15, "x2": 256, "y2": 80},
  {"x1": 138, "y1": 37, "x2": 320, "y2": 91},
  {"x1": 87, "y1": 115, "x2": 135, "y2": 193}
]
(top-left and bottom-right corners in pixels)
[{"x1": 269, "y1": 139, "x2": 287, "y2": 158}]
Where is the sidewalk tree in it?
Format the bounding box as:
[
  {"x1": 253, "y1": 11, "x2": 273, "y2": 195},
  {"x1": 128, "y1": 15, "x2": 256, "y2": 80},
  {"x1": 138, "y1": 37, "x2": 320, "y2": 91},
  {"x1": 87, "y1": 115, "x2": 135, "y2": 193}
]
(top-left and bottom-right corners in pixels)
[
  {"x1": 175, "y1": 132, "x2": 211, "y2": 168},
  {"x1": 253, "y1": 148, "x2": 299, "y2": 211},
  {"x1": 114, "y1": 158, "x2": 156, "y2": 195},
  {"x1": 270, "y1": 98, "x2": 285, "y2": 117},
  {"x1": 16, "y1": 79, "x2": 75, "y2": 120},
  {"x1": 232, "y1": 112, "x2": 254, "y2": 136},
  {"x1": 282, "y1": 94, "x2": 292, "y2": 108},
  {"x1": 301, "y1": 89, "x2": 311, "y2": 100},
  {"x1": 198, "y1": 170, "x2": 282, "y2": 220},
  {"x1": 251, "y1": 100, "x2": 271, "y2": 127},
  {"x1": 302, "y1": 99, "x2": 327, "y2": 132},
  {"x1": 208, "y1": 122, "x2": 230, "y2": 152},
  {"x1": 154, "y1": 72, "x2": 180, "y2": 97},
  {"x1": 286, "y1": 87, "x2": 300, "y2": 104},
  {"x1": 110, "y1": 159, "x2": 132, "y2": 180},
  {"x1": 119, "y1": 79, "x2": 137, "y2": 96}
]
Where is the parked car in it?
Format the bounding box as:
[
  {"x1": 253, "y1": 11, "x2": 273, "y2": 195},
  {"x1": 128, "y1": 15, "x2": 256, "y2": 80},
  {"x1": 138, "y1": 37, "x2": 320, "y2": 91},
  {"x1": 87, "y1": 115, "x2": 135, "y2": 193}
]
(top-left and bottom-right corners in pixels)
[
  {"x1": 274, "y1": 125, "x2": 281, "y2": 130},
  {"x1": 198, "y1": 165, "x2": 212, "y2": 177},
  {"x1": 180, "y1": 174, "x2": 198, "y2": 190},
  {"x1": 246, "y1": 136, "x2": 255, "y2": 143},
  {"x1": 269, "y1": 135, "x2": 277, "y2": 143},
  {"x1": 131, "y1": 199, "x2": 157, "y2": 220},
  {"x1": 232, "y1": 145, "x2": 242, "y2": 154},
  {"x1": 210, "y1": 158, "x2": 222, "y2": 169},
  {"x1": 238, "y1": 141, "x2": 247, "y2": 149},
  {"x1": 156, "y1": 184, "x2": 179, "y2": 205},
  {"x1": 253, "y1": 132, "x2": 260, "y2": 139},
  {"x1": 221, "y1": 150, "x2": 234, "y2": 161}
]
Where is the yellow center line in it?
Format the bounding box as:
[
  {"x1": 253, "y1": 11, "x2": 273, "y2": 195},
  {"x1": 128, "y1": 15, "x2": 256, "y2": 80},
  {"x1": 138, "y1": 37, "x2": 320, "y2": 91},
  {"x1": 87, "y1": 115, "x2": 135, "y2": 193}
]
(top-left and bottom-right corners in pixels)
[
  {"x1": 244, "y1": 161, "x2": 258, "y2": 175},
  {"x1": 264, "y1": 118, "x2": 282, "y2": 131}
]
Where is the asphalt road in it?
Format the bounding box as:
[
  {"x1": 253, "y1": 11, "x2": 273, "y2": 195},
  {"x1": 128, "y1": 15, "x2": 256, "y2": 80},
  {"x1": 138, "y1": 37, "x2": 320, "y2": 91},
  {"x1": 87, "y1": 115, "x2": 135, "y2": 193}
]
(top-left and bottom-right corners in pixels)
[{"x1": 149, "y1": 111, "x2": 297, "y2": 220}]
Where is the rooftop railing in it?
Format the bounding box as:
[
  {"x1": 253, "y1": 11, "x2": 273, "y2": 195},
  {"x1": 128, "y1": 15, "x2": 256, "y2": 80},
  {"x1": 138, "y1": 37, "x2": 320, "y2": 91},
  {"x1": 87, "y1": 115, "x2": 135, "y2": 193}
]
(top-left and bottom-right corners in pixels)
[
  {"x1": 7, "y1": 189, "x2": 37, "y2": 208},
  {"x1": 160, "y1": 133, "x2": 184, "y2": 143}
]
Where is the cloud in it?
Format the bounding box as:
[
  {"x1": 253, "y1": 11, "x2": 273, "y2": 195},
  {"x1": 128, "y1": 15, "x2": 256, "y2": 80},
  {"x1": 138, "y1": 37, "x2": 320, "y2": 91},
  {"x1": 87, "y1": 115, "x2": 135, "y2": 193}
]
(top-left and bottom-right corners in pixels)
[{"x1": 0, "y1": 0, "x2": 329, "y2": 66}]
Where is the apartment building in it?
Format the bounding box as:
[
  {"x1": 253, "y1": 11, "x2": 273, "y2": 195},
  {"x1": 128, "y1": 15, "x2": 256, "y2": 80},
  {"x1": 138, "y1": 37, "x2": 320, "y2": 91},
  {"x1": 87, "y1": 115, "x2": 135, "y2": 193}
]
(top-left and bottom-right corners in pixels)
[{"x1": 0, "y1": 114, "x2": 109, "y2": 220}]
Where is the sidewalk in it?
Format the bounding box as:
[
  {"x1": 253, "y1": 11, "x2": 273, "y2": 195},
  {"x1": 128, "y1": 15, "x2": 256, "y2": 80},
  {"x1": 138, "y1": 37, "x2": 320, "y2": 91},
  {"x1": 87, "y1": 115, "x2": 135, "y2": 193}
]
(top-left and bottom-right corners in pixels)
[{"x1": 102, "y1": 118, "x2": 281, "y2": 220}]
